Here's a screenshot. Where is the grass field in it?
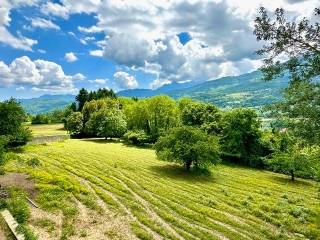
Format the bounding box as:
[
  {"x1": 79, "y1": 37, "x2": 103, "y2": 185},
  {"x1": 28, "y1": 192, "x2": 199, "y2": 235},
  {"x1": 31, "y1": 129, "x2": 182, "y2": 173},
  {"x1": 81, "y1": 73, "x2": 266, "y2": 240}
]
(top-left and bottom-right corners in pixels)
[
  {"x1": 4, "y1": 139, "x2": 320, "y2": 240},
  {"x1": 27, "y1": 124, "x2": 67, "y2": 137}
]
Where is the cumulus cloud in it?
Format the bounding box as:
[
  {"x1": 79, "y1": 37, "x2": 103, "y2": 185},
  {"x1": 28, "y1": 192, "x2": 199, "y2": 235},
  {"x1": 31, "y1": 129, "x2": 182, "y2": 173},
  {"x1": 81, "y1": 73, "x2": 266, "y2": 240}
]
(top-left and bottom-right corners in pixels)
[
  {"x1": 12, "y1": 0, "x2": 320, "y2": 87},
  {"x1": 65, "y1": 52, "x2": 78, "y2": 62},
  {"x1": 113, "y1": 71, "x2": 138, "y2": 89},
  {"x1": 0, "y1": 0, "x2": 38, "y2": 51},
  {"x1": 0, "y1": 56, "x2": 82, "y2": 92}
]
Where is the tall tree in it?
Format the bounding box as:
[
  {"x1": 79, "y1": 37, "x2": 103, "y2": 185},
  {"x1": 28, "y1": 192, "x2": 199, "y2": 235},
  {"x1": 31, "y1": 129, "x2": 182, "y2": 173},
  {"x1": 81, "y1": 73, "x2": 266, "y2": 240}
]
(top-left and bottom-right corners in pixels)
[
  {"x1": 254, "y1": 7, "x2": 320, "y2": 145},
  {"x1": 254, "y1": 7, "x2": 320, "y2": 82},
  {"x1": 0, "y1": 98, "x2": 31, "y2": 146},
  {"x1": 75, "y1": 88, "x2": 89, "y2": 111},
  {"x1": 221, "y1": 109, "x2": 270, "y2": 167}
]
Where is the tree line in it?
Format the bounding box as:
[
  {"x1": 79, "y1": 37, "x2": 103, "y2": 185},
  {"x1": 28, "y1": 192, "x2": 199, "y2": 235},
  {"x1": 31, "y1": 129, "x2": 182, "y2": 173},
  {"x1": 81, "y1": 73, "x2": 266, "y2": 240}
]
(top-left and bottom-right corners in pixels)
[{"x1": 61, "y1": 90, "x2": 319, "y2": 180}]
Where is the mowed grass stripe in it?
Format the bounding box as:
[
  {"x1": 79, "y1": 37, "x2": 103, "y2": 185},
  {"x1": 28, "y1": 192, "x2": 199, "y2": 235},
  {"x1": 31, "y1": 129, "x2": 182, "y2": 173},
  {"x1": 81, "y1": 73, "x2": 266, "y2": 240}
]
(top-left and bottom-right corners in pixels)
[{"x1": 5, "y1": 140, "x2": 319, "y2": 240}]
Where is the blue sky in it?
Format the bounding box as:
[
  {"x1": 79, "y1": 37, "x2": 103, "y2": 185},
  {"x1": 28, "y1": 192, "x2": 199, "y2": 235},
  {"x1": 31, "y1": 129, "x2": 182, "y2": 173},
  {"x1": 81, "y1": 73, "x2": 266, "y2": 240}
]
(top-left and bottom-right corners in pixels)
[{"x1": 0, "y1": 0, "x2": 317, "y2": 100}]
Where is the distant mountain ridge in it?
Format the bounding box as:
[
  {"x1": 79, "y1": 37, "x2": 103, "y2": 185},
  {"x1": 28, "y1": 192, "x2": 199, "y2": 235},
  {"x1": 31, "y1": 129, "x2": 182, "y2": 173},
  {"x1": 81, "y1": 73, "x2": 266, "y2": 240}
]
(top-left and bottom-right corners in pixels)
[
  {"x1": 118, "y1": 70, "x2": 289, "y2": 108},
  {"x1": 19, "y1": 94, "x2": 75, "y2": 115},
  {"x1": 20, "y1": 70, "x2": 289, "y2": 114}
]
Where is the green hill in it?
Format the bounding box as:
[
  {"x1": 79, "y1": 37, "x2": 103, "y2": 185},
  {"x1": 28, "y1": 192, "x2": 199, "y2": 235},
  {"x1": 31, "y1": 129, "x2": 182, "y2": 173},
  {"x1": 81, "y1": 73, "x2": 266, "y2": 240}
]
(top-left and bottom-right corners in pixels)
[
  {"x1": 20, "y1": 70, "x2": 289, "y2": 114},
  {"x1": 119, "y1": 70, "x2": 289, "y2": 108}
]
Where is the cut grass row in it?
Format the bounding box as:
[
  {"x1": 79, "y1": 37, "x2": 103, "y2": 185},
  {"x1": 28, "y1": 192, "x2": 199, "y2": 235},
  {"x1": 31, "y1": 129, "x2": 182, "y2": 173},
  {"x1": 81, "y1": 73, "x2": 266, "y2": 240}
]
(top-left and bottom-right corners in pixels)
[{"x1": 4, "y1": 139, "x2": 320, "y2": 240}]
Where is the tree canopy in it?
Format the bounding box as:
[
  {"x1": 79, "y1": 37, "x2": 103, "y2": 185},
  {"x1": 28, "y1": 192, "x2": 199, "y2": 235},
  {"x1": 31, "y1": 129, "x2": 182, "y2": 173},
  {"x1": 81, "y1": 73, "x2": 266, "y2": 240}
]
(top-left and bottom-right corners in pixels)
[{"x1": 155, "y1": 126, "x2": 220, "y2": 171}]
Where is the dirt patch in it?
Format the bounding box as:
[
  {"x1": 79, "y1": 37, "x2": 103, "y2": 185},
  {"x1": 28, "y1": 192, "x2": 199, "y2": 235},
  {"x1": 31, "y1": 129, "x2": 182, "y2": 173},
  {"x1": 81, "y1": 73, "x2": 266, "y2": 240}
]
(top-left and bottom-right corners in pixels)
[
  {"x1": 0, "y1": 173, "x2": 37, "y2": 199},
  {"x1": 29, "y1": 208, "x2": 63, "y2": 240}
]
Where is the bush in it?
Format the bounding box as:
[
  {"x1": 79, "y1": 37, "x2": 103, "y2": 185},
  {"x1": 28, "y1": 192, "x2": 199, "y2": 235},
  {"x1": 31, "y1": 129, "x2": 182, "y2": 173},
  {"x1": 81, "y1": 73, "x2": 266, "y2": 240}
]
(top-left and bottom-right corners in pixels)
[
  {"x1": 0, "y1": 136, "x2": 6, "y2": 165},
  {"x1": 27, "y1": 157, "x2": 41, "y2": 167},
  {"x1": 31, "y1": 114, "x2": 50, "y2": 124},
  {"x1": 0, "y1": 98, "x2": 31, "y2": 147},
  {"x1": 123, "y1": 130, "x2": 150, "y2": 145},
  {"x1": 7, "y1": 127, "x2": 32, "y2": 147},
  {"x1": 155, "y1": 126, "x2": 220, "y2": 171},
  {"x1": 65, "y1": 112, "x2": 84, "y2": 136}
]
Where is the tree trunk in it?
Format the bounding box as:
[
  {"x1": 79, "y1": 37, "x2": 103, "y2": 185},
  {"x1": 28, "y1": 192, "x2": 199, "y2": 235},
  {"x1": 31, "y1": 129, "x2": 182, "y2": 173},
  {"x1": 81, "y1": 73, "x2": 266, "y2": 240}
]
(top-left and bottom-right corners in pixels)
[
  {"x1": 290, "y1": 170, "x2": 295, "y2": 181},
  {"x1": 186, "y1": 161, "x2": 192, "y2": 171}
]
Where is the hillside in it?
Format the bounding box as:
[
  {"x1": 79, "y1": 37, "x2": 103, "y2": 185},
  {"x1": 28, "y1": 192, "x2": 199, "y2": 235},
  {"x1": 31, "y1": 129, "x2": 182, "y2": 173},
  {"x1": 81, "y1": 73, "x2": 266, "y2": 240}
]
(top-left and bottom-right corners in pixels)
[
  {"x1": 19, "y1": 70, "x2": 289, "y2": 114},
  {"x1": 19, "y1": 94, "x2": 75, "y2": 114},
  {"x1": 4, "y1": 139, "x2": 319, "y2": 239},
  {"x1": 119, "y1": 70, "x2": 289, "y2": 108}
]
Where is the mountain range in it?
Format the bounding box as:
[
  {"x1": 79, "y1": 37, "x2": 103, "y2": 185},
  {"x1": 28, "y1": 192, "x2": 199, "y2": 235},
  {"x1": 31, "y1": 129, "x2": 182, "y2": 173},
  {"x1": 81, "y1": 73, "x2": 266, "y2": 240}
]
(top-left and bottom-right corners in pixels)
[{"x1": 19, "y1": 70, "x2": 289, "y2": 114}]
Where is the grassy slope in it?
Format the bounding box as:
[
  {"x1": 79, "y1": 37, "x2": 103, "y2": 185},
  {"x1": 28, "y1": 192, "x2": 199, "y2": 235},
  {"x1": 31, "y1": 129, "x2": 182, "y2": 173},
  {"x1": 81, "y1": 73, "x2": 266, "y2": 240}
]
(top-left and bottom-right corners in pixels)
[
  {"x1": 27, "y1": 124, "x2": 67, "y2": 137},
  {"x1": 4, "y1": 140, "x2": 320, "y2": 240}
]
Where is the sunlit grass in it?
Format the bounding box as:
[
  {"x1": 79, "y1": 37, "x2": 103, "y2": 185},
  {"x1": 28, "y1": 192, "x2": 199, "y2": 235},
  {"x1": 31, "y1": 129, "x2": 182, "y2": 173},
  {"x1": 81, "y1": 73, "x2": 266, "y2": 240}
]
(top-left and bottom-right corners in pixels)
[
  {"x1": 4, "y1": 139, "x2": 320, "y2": 240},
  {"x1": 27, "y1": 123, "x2": 67, "y2": 137}
]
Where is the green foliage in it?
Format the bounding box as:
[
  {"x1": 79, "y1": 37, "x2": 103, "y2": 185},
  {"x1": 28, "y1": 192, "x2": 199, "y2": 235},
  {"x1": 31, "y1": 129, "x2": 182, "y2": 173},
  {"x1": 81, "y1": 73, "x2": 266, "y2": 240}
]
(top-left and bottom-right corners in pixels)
[
  {"x1": 65, "y1": 112, "x2": 83, "y2": 136},
  {"x1": 155, "y1": 126, "x2": 220, "y2": 171},
  {"x1": 27, "y1": 157, "x2": 42, "y2": 167},
  {"x1": 82, "y1": 98, "x2": 120, "y2": 123},
  {"x1": 76, "y1": 88, "x2": 117, "y2": 111},
  {"x1": 221, "y1": 108, "x2": 270, "y2": 167},
  {"x1": 16, "y1": 225, "x2": 38, "y2": 240},
  {"x1": 85, "y1": 108, "x2": 127, "y2": 138},
  {"x1": 31, "y1": 114, "x2": 50, "y2": 124},
  {"x1": 269, "y1": 82, "x2": 320, "y2": 145},
  {"x1": 6, "y1": 188, "x2": 30, "y2": 224},
  {"x1": 124, "y1": 96, "x2": 180, "y2": 143},
  {"x1": 123, "y1": 130, "x2": 150, "y2": 145},
  {"x1": 269, "y1": 144, "x2": 320, "y2": 181},
  {"x1": 0, "y1": 98, "x2": 31, "y2": 147},
  {"x1": 254, "y1": 7, "x2": 320, "y2": 82},
  {"x1": 179, "y1": 98, "x2": 222, "y2": 134},
  {"x1": 0, "y1": 136, "x2": 7, "y2": 165}
]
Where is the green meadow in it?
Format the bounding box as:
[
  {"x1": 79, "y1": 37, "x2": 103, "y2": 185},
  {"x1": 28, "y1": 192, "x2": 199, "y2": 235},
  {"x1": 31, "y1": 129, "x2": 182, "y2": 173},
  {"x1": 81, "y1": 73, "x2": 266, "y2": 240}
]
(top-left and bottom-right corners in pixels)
[{"x1": 4, "y1": 138, "x2": 319, "y2": 240}]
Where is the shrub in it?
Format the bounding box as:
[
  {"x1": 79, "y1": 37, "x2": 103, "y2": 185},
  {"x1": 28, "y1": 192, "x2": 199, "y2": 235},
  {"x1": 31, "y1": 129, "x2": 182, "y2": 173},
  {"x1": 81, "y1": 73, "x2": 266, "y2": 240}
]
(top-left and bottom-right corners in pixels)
[
  {"x1": 123, "y1": 130, "x2": 150, "y2": 145},
  {"x1": 65, "y1": 112, "x2": 84, "y2": 136},
  {"x1": 155, "y1": 126, "x2": 220, "y2": 171},
  {"x1": 0, "y1": 136, "x2": 7, "y2": 165},
  {"x1": 0, "y1": 98, "x2": 31, "y2": 147},
  {"x1": 31, "y1": 114, "x2": 50, "y2": 124},
  {"x1": 27, "y1": 157, "x2": 41, "y2": 167}
]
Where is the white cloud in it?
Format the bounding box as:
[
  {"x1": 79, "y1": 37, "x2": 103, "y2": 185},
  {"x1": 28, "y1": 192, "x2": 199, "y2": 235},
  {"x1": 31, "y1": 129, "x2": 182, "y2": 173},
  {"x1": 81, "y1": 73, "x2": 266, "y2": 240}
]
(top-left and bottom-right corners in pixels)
[
  {"x1": 7, "y1": 0, "x2": 319, "y2": 87},
  {"x1": 113, "y1": 71, "x2": 138, "y2": 89},
  {"x1": 0, "y1": 56, "x2": 82, "y2": 92},
  {"x1": 30, "y1": 18, "x2": 60, "y2": 30},
  {"x1": 0, "y1": 0, "x2": 37, "y2": 51},
  {"x1": 38, "y1": 49, "x2": 46, "y2": 54},
  {"x1": 90, "y1": 50, "x2": 104, "y2": 57},
  {"x1": 78, "y1": 26, "x2": 103, "y2": 33},
  {"x1": 73, "y1": 73, "x2": 86, "y2": 81},
  {"x1": 89, "y1": 78, "x2": 108, "y2": 85},
  {"x1": 40, "y1": 2, "x2": 70, "y2": 19},
  {"x1": 65, "y1": 52, "x2": 78, "y2": 62}
]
